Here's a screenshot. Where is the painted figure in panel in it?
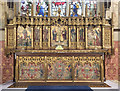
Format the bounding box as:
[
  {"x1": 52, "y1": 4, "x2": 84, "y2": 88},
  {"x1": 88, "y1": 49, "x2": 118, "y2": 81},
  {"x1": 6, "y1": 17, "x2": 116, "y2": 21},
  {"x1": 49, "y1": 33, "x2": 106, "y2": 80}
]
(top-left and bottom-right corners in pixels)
[
  {"x1": 71, "y1": 26, "x2": 76, "y2": 42},
  {"x1": 51, "y1": 26, "x2": 68, "y2": 47},
  {"x1": 34, "y1": 26, "x2": 40, "y2": 42},
  {"x1": 87, "y1": 26, "x2": 101, "y2": 47},
  {"x1": 43, "y1": 26, "x2": 48, "y2": 42},
  {"x1": 17, "y1": 26, "x2": 32, "y2": 47},
  {"x1": 79, "y1": 28, "x2": 84, "y2": 42}
]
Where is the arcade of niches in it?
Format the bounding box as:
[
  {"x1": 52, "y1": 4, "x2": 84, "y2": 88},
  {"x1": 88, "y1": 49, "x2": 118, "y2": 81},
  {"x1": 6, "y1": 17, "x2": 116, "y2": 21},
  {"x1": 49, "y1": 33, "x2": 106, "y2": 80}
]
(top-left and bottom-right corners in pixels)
[{"x1": 0, "y1": 0, "x2": 120, "y2": 84}]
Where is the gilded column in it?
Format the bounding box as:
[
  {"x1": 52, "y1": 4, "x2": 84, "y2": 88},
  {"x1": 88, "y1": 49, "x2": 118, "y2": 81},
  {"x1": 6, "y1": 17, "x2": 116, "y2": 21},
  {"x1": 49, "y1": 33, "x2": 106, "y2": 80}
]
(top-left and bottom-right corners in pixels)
[
  {"x1": 15, "y1": 56, "x2": 19, "y2": 82},
  {"x1": 5, "y1": 27, "x2": 7, "y2": 49},
  {"x1": 5, "y1": 11, "x2": 7, "y2": 49},
  {"x1": 48, "y1": 27, "x2": 50, "y2": 49},
  {"x1": 13, "y1": 4, "x2": 17, "y2": 49},
  {"x1": 77, "y1": 26, "x2": 79, "y2": 49},
  {"x1": 69, "y1": 27, "x2": 71, "y2": 49},
  {"x1": 85, "y1": 5, "x2": 88, "y2": 49},
  {"x1": 101, "y1": 56, "x2": 104, "y2": 82},
  {"x1": 72, "y1": 56, "x2": 75, "y2": 82},
  {"x1": 40, "y1": 27, "x2": 42, "y2": 49},
  {"x1": 102, "y1": 3, "x2": 105, "y2": 49},
  {"x1": 31, "y1": 26, "x2": 34, "y2": 49},
  {"x1": 14, "y1": 26, "x2": 16, "y2": 49},
  {"x1": 45, "y1": 56, "x2": 47, "y2": 82},
  {"x1": 111, "y1": 12, "x2": 114, "y2": 49}
]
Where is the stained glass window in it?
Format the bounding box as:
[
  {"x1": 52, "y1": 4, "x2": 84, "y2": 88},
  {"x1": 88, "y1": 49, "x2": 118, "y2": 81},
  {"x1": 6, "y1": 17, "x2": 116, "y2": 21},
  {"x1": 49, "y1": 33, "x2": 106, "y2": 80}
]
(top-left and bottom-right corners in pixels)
[
  {"x1": 21, "y1": 0, "x2": 33, "y2": 16},
  {"x1": 70, "y1": 0, "x2": 83, "y2": 17},
  {"x1": 36, "y1": 0, "x2": 49, "y2": 17},
  {"x1": 51, "y1": 0, "x2": 67, "y2": 16},
  {"x1": 85, "y1": 0, "x2": 97, "y2": 17}
]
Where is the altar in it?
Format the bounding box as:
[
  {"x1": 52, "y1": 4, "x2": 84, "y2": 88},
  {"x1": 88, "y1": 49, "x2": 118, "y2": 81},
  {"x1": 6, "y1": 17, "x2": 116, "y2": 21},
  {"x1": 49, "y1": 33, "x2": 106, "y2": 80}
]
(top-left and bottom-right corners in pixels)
[
  {"x1": 15, "y1": 51, "x2": 104, "y2": 82},
  {"x1": 4, "y1": 5, "x2": 113, "y2": 83}
]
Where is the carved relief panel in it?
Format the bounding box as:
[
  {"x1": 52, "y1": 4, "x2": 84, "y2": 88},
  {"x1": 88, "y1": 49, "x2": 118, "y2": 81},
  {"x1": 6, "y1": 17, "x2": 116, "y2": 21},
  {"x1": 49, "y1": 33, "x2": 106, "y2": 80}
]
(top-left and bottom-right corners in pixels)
[
  {"x1": 103, "y1": 26, "x2": 111, "y2": 49},
  {"x1": 7, "y1": 26, "x2": 15, "y2": 49}
]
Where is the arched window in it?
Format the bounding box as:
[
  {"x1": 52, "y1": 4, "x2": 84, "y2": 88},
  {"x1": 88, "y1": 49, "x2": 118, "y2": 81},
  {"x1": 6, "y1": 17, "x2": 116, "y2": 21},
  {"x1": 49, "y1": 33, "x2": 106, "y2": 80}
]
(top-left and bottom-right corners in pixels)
[
  {"x1": 85, "y1": 0, "x2": 97, "y2": 16},
  {"x1": 21, "y1": 0, "x2": 33, "y2": 16},
  {"x1": 51, "y1": 0, "x2": 67, "y2": 16},
  {"x1": 69, "y1": 0, "x2": 83, "y2": 17},
  {"x1": 36, "y1": 0, "x2": 49, "y2": 16},
  {"x1": 20, "y1": 0, "x2": 98, "y2": 17}
]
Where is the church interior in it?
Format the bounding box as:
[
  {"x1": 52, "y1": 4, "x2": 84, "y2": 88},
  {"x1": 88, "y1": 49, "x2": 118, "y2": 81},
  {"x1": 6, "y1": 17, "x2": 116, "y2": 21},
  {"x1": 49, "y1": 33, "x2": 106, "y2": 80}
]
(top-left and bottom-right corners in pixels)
[{"x1": 0, "y1": 0, "x2": 120, "y2": 91}]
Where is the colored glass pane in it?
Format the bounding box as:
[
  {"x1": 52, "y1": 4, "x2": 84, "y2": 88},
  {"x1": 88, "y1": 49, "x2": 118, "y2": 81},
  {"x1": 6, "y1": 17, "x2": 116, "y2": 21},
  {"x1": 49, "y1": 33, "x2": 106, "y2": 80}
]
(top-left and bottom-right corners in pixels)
[
  {"x1": 21, "y1": 0, "x2": 33, "y2": 16},
  {"x1": 36, "y1": 0, "x2": 48, "y2": 16},
  {"x1": 85, "y1": 0, "x2": 97, "y2": 16},
  {"x1": 51, "y1": 0, "x2": 67, "y2": 16},
  {"x1": 70, "y1": 0, "x2": 82, "y2": 17}
]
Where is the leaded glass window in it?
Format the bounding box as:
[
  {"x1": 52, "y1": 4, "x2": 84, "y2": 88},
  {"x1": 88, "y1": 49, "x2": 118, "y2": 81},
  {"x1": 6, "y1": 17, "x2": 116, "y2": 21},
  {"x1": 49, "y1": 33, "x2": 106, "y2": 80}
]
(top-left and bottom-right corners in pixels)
[
  {"x1": 70, "y1": 0, "x2": 83, "y2": 17},
  {"x1": 85, "y1": 0, "x2": 97, "y2": 17},
  {"x1": 21, "y1": 0, "x2": 33, "y2": 16},
  {"x1": 36, "y1": 0, "x2": 49, "y2": 17},
  {"x1": 51, "y1": 0, "x2": 67, "y2": 16}
]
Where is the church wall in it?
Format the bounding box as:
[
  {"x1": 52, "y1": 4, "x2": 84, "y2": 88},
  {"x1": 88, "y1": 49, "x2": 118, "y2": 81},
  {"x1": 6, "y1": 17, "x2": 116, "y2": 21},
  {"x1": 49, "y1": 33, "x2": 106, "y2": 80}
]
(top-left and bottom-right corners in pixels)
[
  {"x1": 105, "y1": 31, "x2": 120, "y2": 80},
  {"x1": 0, "y1": 40, "x2": 14, "y2": 84}
]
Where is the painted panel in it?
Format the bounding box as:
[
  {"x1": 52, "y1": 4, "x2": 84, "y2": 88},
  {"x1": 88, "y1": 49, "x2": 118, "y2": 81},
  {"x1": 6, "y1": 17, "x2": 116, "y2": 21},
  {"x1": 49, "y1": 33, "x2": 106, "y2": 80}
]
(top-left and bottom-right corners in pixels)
[
  {"x1": 87, "y1": 26, "x2": 101, "y2": 48},
  {"x1": 47, "y1": 57, "x2": 72, "y2": 80},
  {"x1": 17, "y1": 26, "x2": 32, "y2": 47},
  {"x1": 70, "y1": 26, "x2": 77, "y2": 42},
  {"x1": 51, "y1": 26, "x2": 68, "y2": 49},
  {"x1": 74, "y1": 57, "x2": 101, "y2": 80},
  {"x1": 19, "y1": 57, "x2": 45, "y2": 80},
  {"x1": 34, "y1": 26, "x2": 40, "y2": 42}
]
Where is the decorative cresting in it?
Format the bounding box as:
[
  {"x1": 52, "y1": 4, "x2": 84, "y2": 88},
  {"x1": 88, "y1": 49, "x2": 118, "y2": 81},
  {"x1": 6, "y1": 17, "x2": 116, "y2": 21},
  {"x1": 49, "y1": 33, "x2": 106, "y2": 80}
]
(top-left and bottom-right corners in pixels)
[
  {"x1": 5, "y1": 4, "x2": 113, "y2": 55},
  {"x1": 16, "y1": 54, "x2": 103, "y2": 82}
]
